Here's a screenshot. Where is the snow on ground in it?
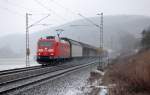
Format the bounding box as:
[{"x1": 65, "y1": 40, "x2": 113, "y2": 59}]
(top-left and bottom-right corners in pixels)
[
  {"x1": 99, "y1": 88, "x2": 108, "y2": 95},
  {"x1": 9, "y1": 64, "x2": 97, "y2": 95},
  {"x1": 0, "y1": 58, "x2": 39, "y2": 71},
  {"x1": 65, "y1": 88, "x2": 82, "y2": 95}
]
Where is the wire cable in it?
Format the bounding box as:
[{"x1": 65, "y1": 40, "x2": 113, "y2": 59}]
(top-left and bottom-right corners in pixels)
[
  {"x1": 2, "y1": 0, "x2": 32, "y2": 12},
  {"x1": 0, "y1": 6, "x2": 24, "y2": 17},
  {"x1": 78, "y1": 13, "x2": 100, "y2": 28},
  {"x1": 50, "y1": 0, "x2": 76, "y2": 15},
  {"x1": 49, "y1": 0, "x2": 100, "y2": 28},
  {"x1": 34, "y1": 0, "x2": 67, "y2": 21},
  {"x1": 28, "y1": 14, "x2": 51, "y2": 28}
]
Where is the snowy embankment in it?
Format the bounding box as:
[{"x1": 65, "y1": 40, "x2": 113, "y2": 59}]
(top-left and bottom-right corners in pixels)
[{"x1": 85, "y1": 70, "x2": 109, "y2": 95}]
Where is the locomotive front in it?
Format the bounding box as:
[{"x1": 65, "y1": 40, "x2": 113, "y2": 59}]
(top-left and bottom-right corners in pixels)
[
  {"x1": 36, "y1": 36, "x2": 71, "y2": 65},
  {"x1": 36, "y1": 37, "x2": 56, "y2": 63}
]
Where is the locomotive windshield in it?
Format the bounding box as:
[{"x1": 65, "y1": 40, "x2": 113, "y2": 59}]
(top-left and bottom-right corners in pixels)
[{"x1": 38, "y1": 41, "x2": 52, "y2": 47}]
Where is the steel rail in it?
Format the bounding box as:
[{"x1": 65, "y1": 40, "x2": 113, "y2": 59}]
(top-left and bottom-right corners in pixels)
[
  {"x1": 0, "y1": 60, "x2": 98, "y2": 94},
  {"x1": 0, "y1": 65, "x2": 41, "y2": 76},
  {"x1": 0, "y1": 57, "x2": 94, "y2": 75}
]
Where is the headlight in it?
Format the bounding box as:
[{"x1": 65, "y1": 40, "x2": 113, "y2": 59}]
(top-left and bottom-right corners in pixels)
[
  {"x1": 38, "y1": 49, "x2": 43, "y2": 52},
  {"x1": 50, "y1": 53, "x2": 54, "y2": 55},
  {"x1": 48, "y1": 49, "x2": 54, "y2": 52}
]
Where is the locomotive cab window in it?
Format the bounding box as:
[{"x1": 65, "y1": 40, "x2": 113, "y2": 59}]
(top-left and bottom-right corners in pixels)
[{"x1": 38, "y1": 41, "x2": 53, "y2": 47}]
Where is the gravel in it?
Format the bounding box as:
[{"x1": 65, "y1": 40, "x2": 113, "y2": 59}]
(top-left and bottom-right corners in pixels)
[{"x1": 4, "y1": 63, "x2": 97, "y2": 95}]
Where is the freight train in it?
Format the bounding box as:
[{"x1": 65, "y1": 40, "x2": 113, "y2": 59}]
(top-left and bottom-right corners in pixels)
[{"x1": 36, "y1": 36, "x2": 99, "y2": 65}]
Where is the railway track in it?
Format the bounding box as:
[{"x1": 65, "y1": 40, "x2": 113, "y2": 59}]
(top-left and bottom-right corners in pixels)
[
  {"x1": 0, "y1": 65, "x2": 41, "y2": 76},
  {"x1": 0, "y1": 57, "x2": 91, "y2": 76},
  {"x1": 0, "y1": 57, "x2": 98, "y2": 94}
]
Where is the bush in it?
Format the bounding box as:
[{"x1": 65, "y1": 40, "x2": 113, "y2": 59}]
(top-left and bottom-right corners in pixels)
[
  {"x1": 103, "y1": 50, "x2": 150, "y2": 95},
  {"x1": 141, "y1": 29, "x2": 150, "y2": 49}
]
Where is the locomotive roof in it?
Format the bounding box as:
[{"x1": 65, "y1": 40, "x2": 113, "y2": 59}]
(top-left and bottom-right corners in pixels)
[{"x1": 61, "y1": 37, "x2": 97, "y2": 49}]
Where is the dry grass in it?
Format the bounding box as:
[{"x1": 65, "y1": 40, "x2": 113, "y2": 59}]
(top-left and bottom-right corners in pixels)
[{"x1": 103, "y1": 50, "x2": 150, "y2": 95}]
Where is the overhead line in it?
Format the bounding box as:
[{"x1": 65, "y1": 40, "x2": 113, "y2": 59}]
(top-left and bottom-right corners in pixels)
[
  {"x1": 34, "y1": 0, "x2": 67, "y2": 21},
  {"x1": 0, "y1": 6, "x2": 24, "y2": 17},
  {"x1": 29, "y1": 14, "x2": 51, "y2": 28},
  {"x1": 49, "y1": 0, "x2": 100, "y2": 28},
  {"x1": 50, "y1": 0, "x2": 76, "y2": 15},
  {"x1": 2, "y1": 0, "x2": 53, "y2": 17},
  {"x1": 78, "y1": 13, "x2": 100, "y2": 28},
  {"x1": 2, "y1": 0, "x2": 32, "y2": 12}
]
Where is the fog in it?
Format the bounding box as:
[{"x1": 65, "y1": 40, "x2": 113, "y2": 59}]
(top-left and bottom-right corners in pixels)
[
  {"x1": 0, "y1": 15, "x2": 150, "y2": 58},
  {"x1": 0, "y1": 0, "x2": 150, "y2": 58},
  {"x1": 0, "y1": 0, "x2": 150, "y2": 36}
]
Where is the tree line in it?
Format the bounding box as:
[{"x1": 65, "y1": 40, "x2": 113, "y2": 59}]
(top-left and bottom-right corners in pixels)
[{"x1": 141, "y1": 29, "x2": 150, "y2": 49}]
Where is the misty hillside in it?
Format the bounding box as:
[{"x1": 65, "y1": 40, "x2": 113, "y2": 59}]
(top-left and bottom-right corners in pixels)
[{"x1": 0, "y1": 15, "x2": 150, "y2": 58}]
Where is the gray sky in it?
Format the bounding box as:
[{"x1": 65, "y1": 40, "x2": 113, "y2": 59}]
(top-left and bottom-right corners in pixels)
[{"x1": 0, "y1": 0, "x2": 150, "y2": 36}]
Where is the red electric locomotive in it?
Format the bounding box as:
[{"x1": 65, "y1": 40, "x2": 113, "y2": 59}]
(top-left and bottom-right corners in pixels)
[
  {"x1": 36, "y1": 36, "x2": 70, "y2": 65},
  {"x1": 36, "y1": 36, "x2": 99, "y2": 65}
]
